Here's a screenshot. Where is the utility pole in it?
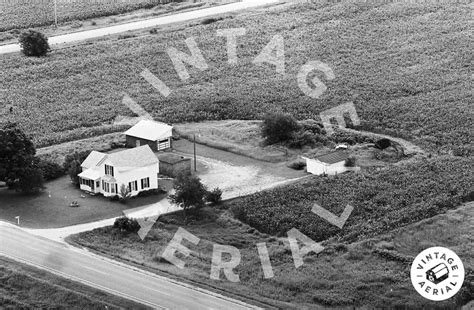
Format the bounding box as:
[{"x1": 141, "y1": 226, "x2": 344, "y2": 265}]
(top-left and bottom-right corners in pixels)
[
  {"x1": 54, "y1": 0, "x2": 58, "y2": 28},
  {"x1": 193, "y1": 134, "x2": 197, "y2": 172}
]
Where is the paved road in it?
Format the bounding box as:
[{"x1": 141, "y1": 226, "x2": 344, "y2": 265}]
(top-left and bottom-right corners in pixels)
[
  {"x1": 0, "y1": 223, "x2": 259, "y2": 309},
  {"x1": 0, "y1": 0, "x2": 280, "y2": 55}
]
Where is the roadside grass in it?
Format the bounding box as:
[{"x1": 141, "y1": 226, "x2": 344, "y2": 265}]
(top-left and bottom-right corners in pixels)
[
  {"x1": 0, "y1": 2, "x2": 471, "y2": 156},
  {"x1": 68, "y1": 204, "x2": 473, "y2": 309},
  {"x1": 0, "y1": 256, "x2": 150, "y2": 309},
  {"x1": 0, "y1": 175, "x2": 166, "y2": 228}
]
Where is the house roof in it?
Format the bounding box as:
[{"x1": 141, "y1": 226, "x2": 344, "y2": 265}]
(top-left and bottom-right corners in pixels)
[
  {"x1": 81, "y1": 151, "x2": 107, "y2": 169},
  {"x1": 314, "y1": 151, "x2": 349, "y2": 164},
  {"x1": 78, "y1": 169, "x2": 101, "y2": 180},
  {"x1": 123, "y1": 120, "x2": 173, "y2": 141},
  {"x1": 107, "y1": 145, "x2": 158, "y2": 169},
  {"x1": 80, "y1": 145, "x2": 158, "y2": 171},
  {"x1": 157, "y1": 153, "x2": 190, "y2": 165}
]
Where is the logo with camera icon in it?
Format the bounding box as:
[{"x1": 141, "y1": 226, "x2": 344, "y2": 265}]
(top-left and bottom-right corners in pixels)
[{"x1": 411, "y1": 247, "x2": 465, "y2": 301}]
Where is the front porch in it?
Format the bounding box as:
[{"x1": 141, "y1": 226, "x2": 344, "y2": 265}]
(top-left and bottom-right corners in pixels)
[{"x1": 78, "y1": 169, "x2": 101, "y2": 194}]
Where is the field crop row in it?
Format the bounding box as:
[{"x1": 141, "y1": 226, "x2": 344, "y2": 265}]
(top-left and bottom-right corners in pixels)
[
  {"x1": 0, "y1": 0, "x2": 186, "y2": 31},
  {"x1": 230, "y1": 156, "x2": 473, "y2": 242},
  {"x1": 0, "y1": 2, "x2": 472, "y2": 155}
]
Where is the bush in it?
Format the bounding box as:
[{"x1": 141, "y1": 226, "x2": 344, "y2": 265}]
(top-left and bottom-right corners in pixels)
[
  {"x1": 119, "y1": 184, "x2": 131, "y2": 203},
  {"x1": 136, "y1": 188, "x2": 165, "y2": 197},
  {"x1": 375, "y1": 138, "x2": 392, "y2": 150},
  {"x1": 18, "y1": 30, "x2": 50, "y2": 57},
  {"x1": 298, "y1": 119, "x2": 324, "y2": 135},
  {"x1": 287, "y1": 159, "x2": 306, "y2": 170},
  {"x1": 38, "y1": 159, "x2": 64, "y2": 181},
  {"x1": 344, "y1": 157, "x2": 357, "y2": 167},
  {"x1": 113, "y1": 217, "x2": 140, "y2": 234},
  {"x1": 205, "y1": 187, "x2": 222, "y2": 205},
  {"x1": 200, "y1": 17, "x2": 223, "y2": 25},
  {"x1": 288, "y1": 130, "x2": 316, "y2": 148},
  {"x1": 261, "y1": 112, "x2": 300, "y2": 145}
]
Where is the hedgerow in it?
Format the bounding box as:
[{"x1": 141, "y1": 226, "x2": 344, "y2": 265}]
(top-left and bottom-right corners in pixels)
[{"x1": 230, "y1": 157, "x2": 473, "y2": 242}]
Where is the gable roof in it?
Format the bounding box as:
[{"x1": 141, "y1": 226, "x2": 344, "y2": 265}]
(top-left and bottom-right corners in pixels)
[
  {"x1": 107, "y1": 145, "x2": 158, "y2": 169},
  {"x1": 314, "y1": 151, "x2": 349, "y2": 164},
  {"x1": 123, "y1": 120, "x2": 173, "y2": 141},
  {"x1": 80, "y1": 145, "x2": 158, "y2": 171},
  {"x1": 81, "y1": 151, "x2": 107, "y2": 169}
]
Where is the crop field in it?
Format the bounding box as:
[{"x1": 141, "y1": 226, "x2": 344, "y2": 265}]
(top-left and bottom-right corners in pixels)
[
  {"x1": 230, "y1": 156, "x2": 473, "y2": 243},
  {"x1": 0, "y1": 2, "x2": 472, "y2": 155},
  {"x1": 0, "y1": 0, "x2": 188, "y2": 31}
]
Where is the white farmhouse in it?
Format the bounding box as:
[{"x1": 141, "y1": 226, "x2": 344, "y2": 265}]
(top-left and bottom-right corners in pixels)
[
  {"x1": 78, "y1": 145, "x2": 159, "y2": 197},
  {"x1": 303, "y1": 151, "x2": 354, "y2": 176}
]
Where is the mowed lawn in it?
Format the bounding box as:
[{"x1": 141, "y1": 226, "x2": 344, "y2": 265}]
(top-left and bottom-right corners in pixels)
[
  {"x1": 0, "y1": 176, "x2": 166, "y2": 228},
  {"x1": 0, "y1": 256, "x2": 150, "y2": 309},
  {"x1": 0, "y1": 2, "x2": 471, "y2": 155},
  {"x1": 68, "y1": 203, "x2": 473, "y2": 309}
]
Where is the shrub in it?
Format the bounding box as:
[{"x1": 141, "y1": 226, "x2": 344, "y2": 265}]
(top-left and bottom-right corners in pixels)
[
  {"x1": 375, "y1": 138, "x2": 392, "y2": 150},
  {"x1": 18, "y1": 30, "x2": 50, "y2": 57},
  {"x1": 344, "y1": 157, "x2": 357, "y2": 167},
  {"x1": 200, "y1": 17, "x2": 223, "y2": 25},
  {"x1": 38, "y1": 159, "x2": 64, "y2": 181},
  {"x1": 136, "y1": 188, "x2": 165, "y2": 197},
  {"x1": 288, "y1": 130, "x2": 316, "y2": 148},
  {"x1": 119, "y1": 184, "x2": 131, "y2": 203},
  {"x1": 205, "y1": 187, "x2": 223, "y2": 205},
  {"x1": 298, "y1": 119, "x2": 324, "y2": 135},
  {"x1": 287, "y1": 159, "x2": 306, "y2": 170},
  {"x1": 261, "y1": 112, "x2": 300, "y2": 145},
  {"x1": 113, "y1": 217, "x2": 140, "y2": 233}
]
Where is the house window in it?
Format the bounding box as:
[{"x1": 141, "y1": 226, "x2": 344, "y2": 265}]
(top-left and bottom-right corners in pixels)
[
  {"x1": 111, "y1": 183, "x2": 116, "y2": 194},
  {"x1": 96, "y1": 181, "x2": 100, "y2": 188},
  {"x1": 141, "y1": 177, "x2": 150, "y2": 189},
  {"x1": 105, "y1": 164, "x2": 114, "y2": 176},
  {"x1": 80, "y1": 178, "x2": 94, "y2": 188},
  {"x1": 128, "y1": 180, "x2": 138, "y2": 191}
]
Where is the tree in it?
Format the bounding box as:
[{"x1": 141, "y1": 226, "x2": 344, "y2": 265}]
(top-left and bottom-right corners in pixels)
[
  {"x1": 67, "y1": 159, "x2": 82, "y2": 186},
  {"x1": 0, "y1": 123, "x2": 44, "y2": 193},
  {"x1": 261, "y1": 112, "x2": 300, "y2": 145},
  {"x1": 168, "y1": 172, "x2": 207, "y2": 218},
  {"x1": 17, "y1": 159, "x2": 45, "y2": 194},
  {"x1": 205, "y1": 187, "x2": 223, "y2": 205},
  {"x1": 19, "y1": 30, "x2": 50, "y2": 57},
  {"x1": 119, "y1": 184, "x2": 131, "y2": 203},
  {"x1": 64, "y1": 151, "x2": 89, "y2": 186}
]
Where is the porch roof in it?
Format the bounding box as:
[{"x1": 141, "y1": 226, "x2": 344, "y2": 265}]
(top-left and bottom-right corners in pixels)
[{"x1": 78, "y1": 169, "x2": 101, "y2": 180}]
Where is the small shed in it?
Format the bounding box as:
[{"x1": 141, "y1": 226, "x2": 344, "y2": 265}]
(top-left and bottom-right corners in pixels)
[
  {"x1": 303, "y1": 151, "x2": 351, "y2": 176},
  {"x1": 124, "y1": 120, "x2": 173, "y2": 151},
  {"x1": 157, "y1": 153, "x2": 191, "y2": 177}
]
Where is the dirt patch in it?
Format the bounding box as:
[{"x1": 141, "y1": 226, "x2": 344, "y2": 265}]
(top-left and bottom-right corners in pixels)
[{"x1": 172, "y1": 138, "x2": 307, "y2": 199}]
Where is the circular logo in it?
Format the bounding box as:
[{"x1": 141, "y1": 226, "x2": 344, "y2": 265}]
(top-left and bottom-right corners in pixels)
[{"x1": 411, "y1": 247, "x2": 465, "y2": 301}]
